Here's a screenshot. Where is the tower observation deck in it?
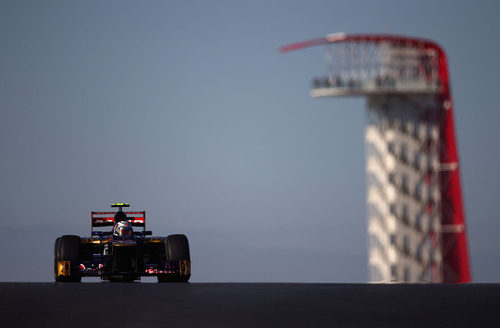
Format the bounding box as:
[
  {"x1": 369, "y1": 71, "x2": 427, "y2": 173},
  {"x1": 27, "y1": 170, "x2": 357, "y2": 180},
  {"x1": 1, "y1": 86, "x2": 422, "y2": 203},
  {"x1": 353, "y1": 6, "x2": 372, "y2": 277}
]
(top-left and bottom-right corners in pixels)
[{"x1": 281, "y1": 33, "x2": 470, "y2": 283}]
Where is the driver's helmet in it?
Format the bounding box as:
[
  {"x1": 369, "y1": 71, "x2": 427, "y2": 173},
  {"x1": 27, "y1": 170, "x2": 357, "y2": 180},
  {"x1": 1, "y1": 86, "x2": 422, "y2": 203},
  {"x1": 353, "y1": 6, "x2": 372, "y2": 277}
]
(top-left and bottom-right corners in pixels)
[{"x1": 113, "y1": 220, "x2": 133, "y2": 237}]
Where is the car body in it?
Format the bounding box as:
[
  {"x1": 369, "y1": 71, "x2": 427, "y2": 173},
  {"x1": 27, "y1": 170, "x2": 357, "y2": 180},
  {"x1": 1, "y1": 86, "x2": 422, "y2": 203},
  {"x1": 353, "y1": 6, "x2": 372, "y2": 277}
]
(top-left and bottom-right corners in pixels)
[{"x1": 54, "y1": 203, "x2": 190, "y2": 282}]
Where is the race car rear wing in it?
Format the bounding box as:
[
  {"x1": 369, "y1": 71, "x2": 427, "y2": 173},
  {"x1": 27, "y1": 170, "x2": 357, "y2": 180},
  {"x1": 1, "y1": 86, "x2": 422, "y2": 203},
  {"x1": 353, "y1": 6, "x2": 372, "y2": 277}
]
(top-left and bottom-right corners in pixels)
[
  {"x1": 92, "y1": 211, "x2": 146, "y2": 227},
  {"x1": 91, "y1": 211, "x2": 147, "y2": 237}
]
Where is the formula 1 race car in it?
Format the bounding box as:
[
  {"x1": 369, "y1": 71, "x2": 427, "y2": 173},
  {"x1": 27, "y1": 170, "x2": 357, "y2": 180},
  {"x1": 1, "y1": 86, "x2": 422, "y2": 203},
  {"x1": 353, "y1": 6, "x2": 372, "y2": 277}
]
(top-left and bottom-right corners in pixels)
[{"x1": 54, "y1": 203, "x2": 190, "y2": 282}]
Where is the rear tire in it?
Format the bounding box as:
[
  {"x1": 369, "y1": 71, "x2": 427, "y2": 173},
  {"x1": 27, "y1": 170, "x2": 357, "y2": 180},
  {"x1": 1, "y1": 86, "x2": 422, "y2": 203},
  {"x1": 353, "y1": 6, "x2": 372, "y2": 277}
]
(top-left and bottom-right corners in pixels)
[
  {"x1": 54, "y1": 235, "x2": 81, "y2": 282},
  {"x1": 158, "y1": 234, "x2": 190, "y2": 283}
]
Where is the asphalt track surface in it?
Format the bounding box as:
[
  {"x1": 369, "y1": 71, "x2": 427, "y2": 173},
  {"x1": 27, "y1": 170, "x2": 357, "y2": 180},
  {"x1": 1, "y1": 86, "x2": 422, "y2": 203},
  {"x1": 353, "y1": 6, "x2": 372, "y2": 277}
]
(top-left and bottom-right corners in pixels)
[{"x1": 1, "y1": 283, "x2": 499, "y2": 327}]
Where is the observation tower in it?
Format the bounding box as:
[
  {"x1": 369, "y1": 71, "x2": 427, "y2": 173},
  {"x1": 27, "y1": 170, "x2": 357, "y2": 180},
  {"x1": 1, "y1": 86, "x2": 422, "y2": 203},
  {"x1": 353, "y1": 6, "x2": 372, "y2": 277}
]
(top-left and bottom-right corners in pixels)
[{"x1": 281, "y1": 33, "x2": 470, "y2": 283}]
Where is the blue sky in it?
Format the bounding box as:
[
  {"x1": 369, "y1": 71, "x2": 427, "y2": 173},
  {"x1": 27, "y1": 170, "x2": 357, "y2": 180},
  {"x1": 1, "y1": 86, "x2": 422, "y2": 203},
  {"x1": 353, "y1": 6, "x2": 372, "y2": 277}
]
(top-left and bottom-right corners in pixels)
[{"x1": 1, "y1": 0, "x2": 499, "y2": 282}]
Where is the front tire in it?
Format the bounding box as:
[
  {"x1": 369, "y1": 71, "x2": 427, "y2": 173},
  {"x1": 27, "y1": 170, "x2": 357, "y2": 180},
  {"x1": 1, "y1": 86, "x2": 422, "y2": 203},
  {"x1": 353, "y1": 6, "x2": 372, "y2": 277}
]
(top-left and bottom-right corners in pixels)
[
  {"x1": 158, "y1": 234, "x2": 190, "y2": 283},
  {"x1": 54, "y1": 235, "x2": 81, "y2": 282}
]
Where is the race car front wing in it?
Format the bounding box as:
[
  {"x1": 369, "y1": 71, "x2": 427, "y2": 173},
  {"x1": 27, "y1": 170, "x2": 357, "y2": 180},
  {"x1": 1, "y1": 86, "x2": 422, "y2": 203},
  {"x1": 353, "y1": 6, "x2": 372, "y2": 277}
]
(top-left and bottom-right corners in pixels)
[{"x1": 77, "y1": 259, "x2": 191, "y2": 278}]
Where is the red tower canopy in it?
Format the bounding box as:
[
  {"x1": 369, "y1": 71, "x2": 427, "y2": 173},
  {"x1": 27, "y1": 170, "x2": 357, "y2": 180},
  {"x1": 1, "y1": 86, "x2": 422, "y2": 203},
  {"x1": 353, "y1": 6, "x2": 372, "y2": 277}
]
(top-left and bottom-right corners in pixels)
[{"x1": 281, "y1": 33, "x2": 448, "y2": 97}]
